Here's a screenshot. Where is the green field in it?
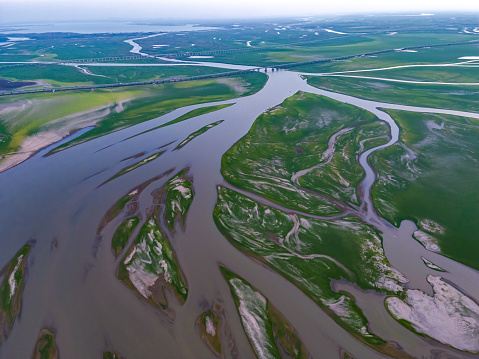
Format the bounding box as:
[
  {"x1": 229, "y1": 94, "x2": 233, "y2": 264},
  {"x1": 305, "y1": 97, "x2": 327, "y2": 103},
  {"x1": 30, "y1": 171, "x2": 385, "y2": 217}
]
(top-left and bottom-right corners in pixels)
[
  {"x1": 52, "y1": 73, "x2": 267, "y2": 151},
  {"x1": 31, "y1": 328, "x2": 58, "y2": 359},
  {"x1": 0, "y1": 244, "x2": 32, "y2": 341},
  {"x1": 103, "y1": 152, "x2": 164, "y2": 184},
  {"x1": 0, "y1": 72, "x2": 267, "y2": 160},
  {"x1": 111, "y1": 217, "x2": 140, "y2": 257},
  {"x1": 2, "y1": 14, "x2": 479, "y2": 357},
  {"x1": 0, "y1": 33, "x2": 134, "y2": 61},
  {"x1": 306, "y1": 75, "x2": 479, "y2": 113},
  {"x1": 0, "y1": 63, "x2": 231, "y2": 87},
  {"x1": 221, "y1": 267, "x2": 309, "y2": 359},
  {"x1": 175, "y1": 120, "x2": 223, "y2": 150},
  {"x1": 118, "y1": 215, "x2": 188, "y2": 309},
  {"x1": 160, "y1": 170, "x2": 194, "y2": 231},
  {"x1": 370, "y1": 109, "x2": 479, "y2": 270},
  {"x1": 185, "y1": 33, "x2": 478, "y2": 66},
  {"x1": 325, "y1": 65, "x2": 479, "y2": 83},
  {"x1": 215, "y1": 187, "x2": 407, "y2": 356},
  {"x1": 221, "y1": 91, "x2": 388, "y2": 214},
  {"x1": 102, "y1": 351, "x2": 124, "y2": 359},
  {"x1": 197, "y1": 308, "x2": 222, "y2": 356}
]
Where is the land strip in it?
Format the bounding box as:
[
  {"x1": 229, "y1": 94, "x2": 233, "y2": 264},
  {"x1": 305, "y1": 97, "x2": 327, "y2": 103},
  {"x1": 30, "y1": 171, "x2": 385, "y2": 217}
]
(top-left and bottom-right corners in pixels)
[{"x1": 2, "y1": 39, "x2": 478, "y2": 96}]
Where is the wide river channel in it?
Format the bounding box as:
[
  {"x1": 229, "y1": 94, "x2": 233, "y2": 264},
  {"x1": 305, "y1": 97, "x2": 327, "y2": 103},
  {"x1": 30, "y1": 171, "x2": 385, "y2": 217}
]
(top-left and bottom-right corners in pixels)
[{"x1": 1, "y1": 55, "x2": 479, "y2": 358}]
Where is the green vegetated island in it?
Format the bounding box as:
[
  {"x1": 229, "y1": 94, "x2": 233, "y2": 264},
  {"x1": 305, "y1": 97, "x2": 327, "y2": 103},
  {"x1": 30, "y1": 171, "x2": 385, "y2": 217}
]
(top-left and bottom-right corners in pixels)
[
  {"x1": 98, "y1": 168, "x2": 194, "y2": 319},
  {"x1": 1, "y1": 13, "x2": 479, "y2": 359},
  {"x1": 215, "y1": 88, "x2": 479, "y2": 355}
]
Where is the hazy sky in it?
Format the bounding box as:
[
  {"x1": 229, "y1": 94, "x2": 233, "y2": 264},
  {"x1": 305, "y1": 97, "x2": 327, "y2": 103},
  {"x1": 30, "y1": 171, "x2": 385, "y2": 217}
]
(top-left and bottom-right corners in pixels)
[{"x1": 1, "y1": 0, "x2": 479, "y2": 23}]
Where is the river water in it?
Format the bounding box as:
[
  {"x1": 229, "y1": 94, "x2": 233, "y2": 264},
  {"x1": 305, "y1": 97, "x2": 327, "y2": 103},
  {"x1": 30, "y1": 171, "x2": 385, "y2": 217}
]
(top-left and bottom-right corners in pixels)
[{"x1": 1, "y1": 63, "x2": 479, "y2": 358}]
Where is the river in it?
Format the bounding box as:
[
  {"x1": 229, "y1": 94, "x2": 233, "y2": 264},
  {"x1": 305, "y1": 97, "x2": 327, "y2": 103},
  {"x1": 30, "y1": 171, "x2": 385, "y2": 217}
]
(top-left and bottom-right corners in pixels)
[{"x1": 1, "y1": 52, "x2": 479, "y2": 358}]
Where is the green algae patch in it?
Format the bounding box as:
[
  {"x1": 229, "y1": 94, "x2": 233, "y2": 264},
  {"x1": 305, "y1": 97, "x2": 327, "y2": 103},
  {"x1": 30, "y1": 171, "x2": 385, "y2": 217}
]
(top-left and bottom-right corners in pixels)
[
  {"x1": 111, "y1": 216, "x2": 140, "y2": 257},
  {"x1": 118, "y1": 215, "x2": 188, "y2": 312},
  {"x1": 197, "y1": 307, "x2": 222, "y2": 356},
  {"x1": 215, "y1": 187, "x2": 410, "y2": 356},
  {"x1": 221, "y1": 91, "x2": 386, "y2": 216},
  {"x1": 31, "y1": 328, "x2": 59, "y2": 359},
  {"x1": 221, "y1": 267, "x2": 309, "y2": 359},
  {"x1": 0, "y1": 244, "x2": 32, "y2": 341},
  {"x1": 161, "y1": 170, "x2": 194, "y2": 231},
  {"x1": 174, "y1": 120, "x2": 223, "y2": 150}
]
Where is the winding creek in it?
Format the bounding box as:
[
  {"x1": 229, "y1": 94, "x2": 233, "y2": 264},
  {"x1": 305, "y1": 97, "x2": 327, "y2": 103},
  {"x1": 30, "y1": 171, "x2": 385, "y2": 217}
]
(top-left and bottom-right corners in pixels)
[{"x1": 1, "y1": 37, "x2": 479, "y2": 358}]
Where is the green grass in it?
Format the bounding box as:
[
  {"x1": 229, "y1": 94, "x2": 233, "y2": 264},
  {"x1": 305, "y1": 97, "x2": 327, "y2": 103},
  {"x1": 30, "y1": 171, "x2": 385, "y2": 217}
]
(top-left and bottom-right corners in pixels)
[
  {"x1": 174, "y1": 120, "x2": 223, "y2": 150},
  {"x1": 0, "y1": 72, "x2": 266, "y2": 160},
  {"x1": 198, "y1": 309, "x2": 222, "y2": 356},
  {"x1": 106, "y1": 193, "x2": 133, "y2": 220},
  {"x1": 297, "y1": 120, "x2": 389, "y2": 206},
  {"x1": 52, "y1": 73, "x2": 267, "y2": 152},
  {"x1": 267, "y1": 304, "x2": 309, "y2": 359},
  {"x1": 0, "y1": 71, "x2": 266, "y2": 159},
  {"x1": 291, "y1": 32, "x2": 475, "y2": 59},
  {"x1": 0, "y1": 63, "x2": 232, "y2": 87},
  {"x1": 0, "y1": 244, "x2": 32, "y2": 340},
  {"x1": 111, "y1": 217, "x2": 139, "y2": 257},
  {"x1": 306, "y1": 75, "x2": 479, "y2": 113},
  {"x1": 0, "y1": 33, "x2": 134, "y2": 60},
  {"x1": 370, "y1": 109, "x2": 479, "y2": 270},
  {"x1": 214, "y1": 187, "x2": 412, "y2": 357},
  {"x1": 162, "y1": 170, "x2": 194, "y2": 231},
  {"x1": 293, "y1": 42, "x2": 479, "y2": 73},
  {"x1": 0, "y1": 64, "x2": 112, "y2": 86},
  {"x1": 221, "y1": 267, "x2": 308, "y2": 359},
  {"x1": 0, "y1": 88, "x2": 144, "y2": 156},
  {"x1": 221, "y1": 91, "x2": 387, "y2": 215},
  {"x1": 102, "y1": 352, "x2": 123, "y2": 359},
  {"x1": 32, "y1": 329, "x2": 58, "y2": 359},
  {"x1": 118, "y1": 215, "x2": 188, "y2": 308},
  {"x1": 337, "y1": 66, "x2": 479, "y2": 83},
  {"x1": 169, "y1": 103, "x2": 233, "y2": 125},
  {"x1": 81, "y1": 64, "x2": 229, "y2": 82},
  {"x1": 102, "y1": 151, "x2": 164, "y2": 185},
  {"x1": 190, "y1": 32, "x2": 478, "y2": 66},
  {"x1": 98, "y1": 191, "x2": 136, "y2": 233}
]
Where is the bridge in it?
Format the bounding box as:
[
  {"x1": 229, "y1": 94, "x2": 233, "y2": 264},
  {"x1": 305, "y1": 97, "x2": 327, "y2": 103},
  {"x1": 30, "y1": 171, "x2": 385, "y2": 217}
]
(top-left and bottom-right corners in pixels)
[
  {"x1": 0, "y1": 69, "x2": 262, "y2": 96},
  {"x1": 65, "y1": 55, "x2": 154, "y2": 63},
  {"x1": 1, "y1": 39, "x2": 478, "y2": 97}
]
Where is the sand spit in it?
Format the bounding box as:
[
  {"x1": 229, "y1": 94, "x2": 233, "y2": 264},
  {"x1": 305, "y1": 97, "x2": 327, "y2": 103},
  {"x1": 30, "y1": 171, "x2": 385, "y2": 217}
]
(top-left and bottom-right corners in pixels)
[{"x1": 387, "y1": 275, "x2": 479, "y2": 353}]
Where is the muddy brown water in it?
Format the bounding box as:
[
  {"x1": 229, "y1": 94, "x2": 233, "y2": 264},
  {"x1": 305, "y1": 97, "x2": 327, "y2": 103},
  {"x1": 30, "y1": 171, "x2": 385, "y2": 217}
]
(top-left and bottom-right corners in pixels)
[{"x1": 1, "y1": 70, "x2": 478, "y2": 358}]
